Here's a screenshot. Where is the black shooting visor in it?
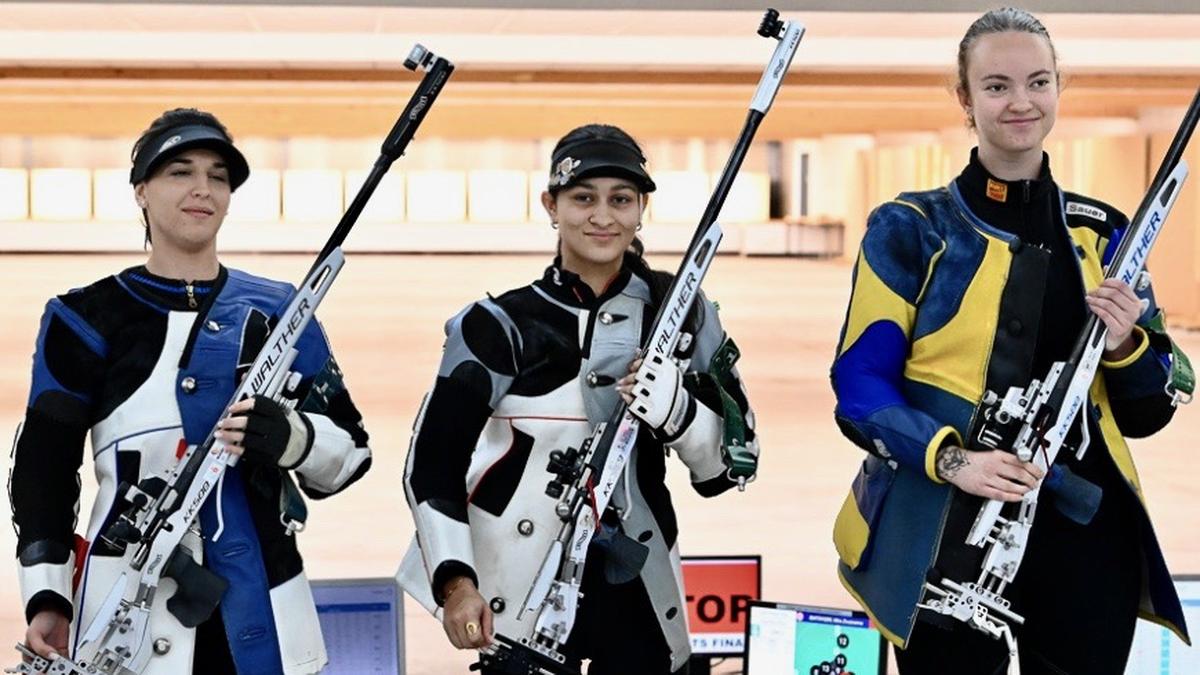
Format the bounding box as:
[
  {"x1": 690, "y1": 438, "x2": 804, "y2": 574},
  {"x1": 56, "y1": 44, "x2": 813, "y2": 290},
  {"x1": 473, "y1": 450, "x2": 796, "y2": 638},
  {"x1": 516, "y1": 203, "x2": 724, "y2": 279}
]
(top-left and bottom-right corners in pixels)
[
  {"x1": 129, "y1": 124, "x2": 250, "y2": 191},
  {"x1": 549, "y1": 138, "x2": 656, "y2": 194}
]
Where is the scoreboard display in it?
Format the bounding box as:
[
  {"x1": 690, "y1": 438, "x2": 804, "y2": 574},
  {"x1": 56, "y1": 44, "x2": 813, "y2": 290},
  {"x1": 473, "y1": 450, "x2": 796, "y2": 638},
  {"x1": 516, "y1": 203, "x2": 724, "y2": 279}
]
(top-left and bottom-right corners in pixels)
[
  {"x1": 681, "y1": 555, "x2": 762, "y2": 657},
  {"x1": 744, "y1": 601, "x2": 887, "y2": 675}
]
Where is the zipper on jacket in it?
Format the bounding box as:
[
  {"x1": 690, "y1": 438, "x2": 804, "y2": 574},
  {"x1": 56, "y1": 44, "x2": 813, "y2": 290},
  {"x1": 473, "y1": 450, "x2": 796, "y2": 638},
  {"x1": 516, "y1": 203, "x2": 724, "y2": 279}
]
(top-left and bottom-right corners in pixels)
[
  {"x1": 185, "y1": 283, "x2": 197, "y2": 309},
  {"x1": 580, "y1": 310, "x2": 598, "y2": 359},
  {"x1": 1020, "y1": 181, "x2": 1035, "y2": 249}
]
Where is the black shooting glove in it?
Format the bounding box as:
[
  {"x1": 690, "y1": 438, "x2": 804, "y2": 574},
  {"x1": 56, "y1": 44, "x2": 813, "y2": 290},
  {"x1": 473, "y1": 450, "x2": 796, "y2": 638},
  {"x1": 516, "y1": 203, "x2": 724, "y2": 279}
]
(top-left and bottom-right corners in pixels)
[{"x1": 226, "y1": 395, "x2": 312, "y2": 468}]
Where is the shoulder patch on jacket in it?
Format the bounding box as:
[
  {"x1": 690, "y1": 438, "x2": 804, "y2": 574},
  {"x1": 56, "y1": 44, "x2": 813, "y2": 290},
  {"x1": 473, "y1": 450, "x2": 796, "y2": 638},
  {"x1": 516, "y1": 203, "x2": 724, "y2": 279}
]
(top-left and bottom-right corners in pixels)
[
  {"x1": 1062, "y1": 191, "x2": 1125, "y2": 240},
  {"x1": 1066, "y1": 201, "x2": 1107, "y2": 222}
]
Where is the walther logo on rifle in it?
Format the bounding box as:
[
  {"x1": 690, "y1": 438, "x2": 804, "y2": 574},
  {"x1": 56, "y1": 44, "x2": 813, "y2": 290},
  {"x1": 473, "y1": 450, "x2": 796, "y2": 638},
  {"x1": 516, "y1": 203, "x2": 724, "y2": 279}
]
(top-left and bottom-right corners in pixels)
[
  {"x1": 656, "y1": 272, "x2": 698, "y2": 355},
  {"x1": 774, "y1": 31, "x2": 802, "y2": 78},
  {"x1": 1122, "y1": 211, "x2": 1162, "y2": 285},
  {"x1": 410, "y1": 96, "x2": 429, "y2": 120},
  {"x1": 251, "y1": 298, "x2": 311, "y2": 391}
]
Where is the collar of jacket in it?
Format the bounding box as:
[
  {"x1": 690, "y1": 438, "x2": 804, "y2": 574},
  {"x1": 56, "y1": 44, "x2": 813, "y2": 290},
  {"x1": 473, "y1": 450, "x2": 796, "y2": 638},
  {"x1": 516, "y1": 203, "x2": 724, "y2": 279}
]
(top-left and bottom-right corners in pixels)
[
  {"x1": 536, "y1": 254, "x2": 636, "y2": 308},
  {"x1": 119, "y1": 265, "x2": 227, "y2": 313},
  {"x1": 956, "y1": 147, "x2": 1057, "y2": 239}
]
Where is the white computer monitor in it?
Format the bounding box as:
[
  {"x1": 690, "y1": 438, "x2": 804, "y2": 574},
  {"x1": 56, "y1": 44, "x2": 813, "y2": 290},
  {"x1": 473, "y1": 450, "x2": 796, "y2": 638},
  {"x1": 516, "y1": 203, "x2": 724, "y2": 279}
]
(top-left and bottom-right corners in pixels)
[
  {"x1": 312, "y1": 576, "x2": 405, "y2": 675},
  {"x1": 1126, "y1": 575, "x2": 1200, "y2": 674},
  {"x1": 744, "y1": 601, "x2": 887, "y2": 675}
]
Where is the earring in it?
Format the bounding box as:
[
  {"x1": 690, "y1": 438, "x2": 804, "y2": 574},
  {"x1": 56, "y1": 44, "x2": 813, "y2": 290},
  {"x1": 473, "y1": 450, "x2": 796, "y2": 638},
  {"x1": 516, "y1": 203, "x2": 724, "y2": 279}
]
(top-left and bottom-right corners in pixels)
[
  {"x1": 636, "y1": 223, "x2": 643, "y2": 232},
  {"x1": 550, "y1": 221, "x2": 559, "y2": 230}
]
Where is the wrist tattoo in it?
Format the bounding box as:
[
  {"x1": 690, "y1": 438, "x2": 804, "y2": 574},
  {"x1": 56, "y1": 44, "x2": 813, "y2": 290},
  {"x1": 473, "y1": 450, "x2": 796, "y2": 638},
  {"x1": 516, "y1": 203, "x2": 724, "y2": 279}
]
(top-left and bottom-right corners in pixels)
[{"x1": 936, "y1": 446, "x2": 969, "y2": 480}]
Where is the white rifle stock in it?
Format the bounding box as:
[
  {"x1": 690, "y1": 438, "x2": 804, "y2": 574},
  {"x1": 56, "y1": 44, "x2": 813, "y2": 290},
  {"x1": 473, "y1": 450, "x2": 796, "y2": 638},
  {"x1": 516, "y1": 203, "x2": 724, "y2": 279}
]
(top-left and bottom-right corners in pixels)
[{"x1": 9, "y1": 44, "x2": 454, "y2": 675}]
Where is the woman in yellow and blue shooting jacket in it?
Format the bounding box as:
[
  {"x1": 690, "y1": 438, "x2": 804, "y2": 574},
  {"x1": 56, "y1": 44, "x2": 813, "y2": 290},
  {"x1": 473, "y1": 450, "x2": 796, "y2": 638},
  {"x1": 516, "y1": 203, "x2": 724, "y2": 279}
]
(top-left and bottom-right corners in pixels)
[{"x1": 830, "y1": 8, "x2": 1191, "y2": 674}]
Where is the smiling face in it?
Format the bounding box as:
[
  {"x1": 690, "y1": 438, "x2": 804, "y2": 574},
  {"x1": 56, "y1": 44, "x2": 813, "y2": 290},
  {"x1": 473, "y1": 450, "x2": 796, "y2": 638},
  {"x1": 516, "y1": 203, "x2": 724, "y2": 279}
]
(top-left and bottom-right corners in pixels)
[
  {"x1": 958, "y1": 30, "x2": 1059, "y2": 165},
  {"x1": 135, "y1": 148, "x2": 231, "y2": 255},
  {"x1": 542, "y1": 176, "x2": 645, "y2": 283}
]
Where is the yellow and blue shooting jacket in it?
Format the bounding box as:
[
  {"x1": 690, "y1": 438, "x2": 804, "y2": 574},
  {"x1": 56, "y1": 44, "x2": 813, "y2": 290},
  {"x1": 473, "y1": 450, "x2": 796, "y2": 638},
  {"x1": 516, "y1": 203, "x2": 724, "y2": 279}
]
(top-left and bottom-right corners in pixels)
[{"x1": 830, "y1": 181, "x2": 1190, "y2": 647}]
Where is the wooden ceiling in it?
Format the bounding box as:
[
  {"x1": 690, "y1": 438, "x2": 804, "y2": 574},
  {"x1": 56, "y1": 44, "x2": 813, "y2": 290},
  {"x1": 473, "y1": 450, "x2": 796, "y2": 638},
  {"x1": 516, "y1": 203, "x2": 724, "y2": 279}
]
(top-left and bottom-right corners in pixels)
[
  {"x1": 1, "y1": 69, "x2": 1195, "y2": 140},
  {"x1": 0, "y1": 5, "x2": 1196, "y2": 140}
]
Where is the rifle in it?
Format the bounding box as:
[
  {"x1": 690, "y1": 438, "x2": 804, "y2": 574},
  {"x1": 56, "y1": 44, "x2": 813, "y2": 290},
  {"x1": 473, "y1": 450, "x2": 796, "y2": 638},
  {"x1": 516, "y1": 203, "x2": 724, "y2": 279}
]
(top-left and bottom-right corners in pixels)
[
  {"x1": 918, "y1": 86, "x2": 1200, "y2": 675},
  {"x1": 8, "y1": 44, "x2": 454, "y2": 675},
  {"x1": 475, "y1": 10, "x2": 804, "y2": 675}
]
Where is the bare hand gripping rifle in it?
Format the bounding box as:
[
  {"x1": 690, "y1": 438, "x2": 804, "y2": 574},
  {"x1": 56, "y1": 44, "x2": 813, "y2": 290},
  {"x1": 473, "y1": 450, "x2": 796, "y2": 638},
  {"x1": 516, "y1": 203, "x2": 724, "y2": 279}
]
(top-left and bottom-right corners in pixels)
[
  {"x1": 475, "y1": 10, "x2": 804, "y2": 675},
  {"x1": 8, "y1": 45, "x2": 454, "y2": 675},
  {"x1": 918, "y1": 86, "x2": 1200, "y2": 675}
]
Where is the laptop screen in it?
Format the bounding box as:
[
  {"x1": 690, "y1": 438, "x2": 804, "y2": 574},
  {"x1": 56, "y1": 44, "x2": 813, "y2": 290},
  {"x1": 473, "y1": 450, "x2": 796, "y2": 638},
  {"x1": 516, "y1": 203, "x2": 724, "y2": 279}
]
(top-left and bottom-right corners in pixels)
[
  {"x1": 744, "y1": 601, "x2": 887, "y2": 675},
  {"x1": 311, "y1": 577, "x2": 405, "y2": 675}
]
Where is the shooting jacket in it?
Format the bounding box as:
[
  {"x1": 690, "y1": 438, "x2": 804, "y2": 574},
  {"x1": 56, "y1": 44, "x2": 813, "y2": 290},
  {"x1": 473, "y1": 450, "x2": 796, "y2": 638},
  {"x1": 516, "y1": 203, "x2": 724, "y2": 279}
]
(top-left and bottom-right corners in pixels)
[
  {"x1": 10, "y1": 266, "x2": 372, "y2": 675},
  {"x1": 399, "y1": 254, "x2": 758, "y2": 671},
  {"x1": 830, "y1": 162, "x2": 1192, "y2": 648}
]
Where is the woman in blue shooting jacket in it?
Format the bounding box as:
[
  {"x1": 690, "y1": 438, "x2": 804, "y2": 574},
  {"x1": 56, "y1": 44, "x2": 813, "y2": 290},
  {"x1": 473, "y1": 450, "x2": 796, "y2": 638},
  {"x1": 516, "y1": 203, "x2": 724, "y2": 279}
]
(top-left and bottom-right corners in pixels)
[
  {"x1": 830, "y1": 8, "x2": 1192, "y2": 675},
  {"x1": 10, "y1": 108, "x2": 373, "y2": 674},
  {"x1": 399, "y1": 123, "x2": 760, "y2": 674}
]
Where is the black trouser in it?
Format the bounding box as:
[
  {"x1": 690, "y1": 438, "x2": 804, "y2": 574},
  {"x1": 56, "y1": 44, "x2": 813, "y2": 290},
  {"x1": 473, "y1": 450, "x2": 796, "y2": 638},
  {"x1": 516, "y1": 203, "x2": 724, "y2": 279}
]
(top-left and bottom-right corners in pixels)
[
  {"x1": 479, "y1": 549, "x2": 685, "y2": 675},
  {"x1": 193, "y1": 609, "x2": 237, "y2": 674},
  {"x1": 895, "y1": 474, "x2": 1143, "y2": 675}
]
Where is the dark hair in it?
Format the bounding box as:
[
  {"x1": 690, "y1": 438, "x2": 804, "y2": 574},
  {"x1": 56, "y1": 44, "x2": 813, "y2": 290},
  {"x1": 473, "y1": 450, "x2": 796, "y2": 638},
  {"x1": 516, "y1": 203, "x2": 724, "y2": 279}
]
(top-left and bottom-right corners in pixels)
[
  {"x1": 131, "y1": 108, "x2": 234, "y2": 247},
  {"x1": 956, "y1": 8, "x2": 1059, "y2": 127}
]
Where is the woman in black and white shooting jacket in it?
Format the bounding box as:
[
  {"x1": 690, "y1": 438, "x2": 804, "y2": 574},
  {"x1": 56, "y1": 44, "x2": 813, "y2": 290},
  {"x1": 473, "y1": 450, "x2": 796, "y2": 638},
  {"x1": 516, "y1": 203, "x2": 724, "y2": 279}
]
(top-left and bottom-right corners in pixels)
[{"x1": 400, "y1": 123, "x2": 759, "y2": 674}]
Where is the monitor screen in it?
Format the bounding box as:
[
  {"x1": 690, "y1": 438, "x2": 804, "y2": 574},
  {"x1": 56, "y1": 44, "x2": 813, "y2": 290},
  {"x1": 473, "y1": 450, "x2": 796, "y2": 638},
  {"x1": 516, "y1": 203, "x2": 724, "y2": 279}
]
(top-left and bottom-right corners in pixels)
[
  {"x1": 744, "y1": 601, "x2": 887, "y2": 675},
  {"x1": 1126, "y1": 575, "x2": 1200, "y2": 674},
  {"x1": 681, "y1": 555, "x2": 762, "y2": 656},
  {"x1": 311, "y1": 577, "x2": 405, "y2": 675}
]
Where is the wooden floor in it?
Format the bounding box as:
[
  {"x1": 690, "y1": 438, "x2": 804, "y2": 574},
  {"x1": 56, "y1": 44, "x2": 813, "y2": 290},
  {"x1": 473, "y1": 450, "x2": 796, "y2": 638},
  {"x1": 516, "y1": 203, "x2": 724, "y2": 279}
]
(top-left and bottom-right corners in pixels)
[{"x1": 1, "y1": 253, "x2": 1197, "y2": 674}]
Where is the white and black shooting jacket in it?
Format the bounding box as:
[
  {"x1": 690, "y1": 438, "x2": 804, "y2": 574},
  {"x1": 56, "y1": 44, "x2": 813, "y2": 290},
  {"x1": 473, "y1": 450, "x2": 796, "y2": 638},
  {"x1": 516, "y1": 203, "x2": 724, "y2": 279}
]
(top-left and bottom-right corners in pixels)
[{"x1": 399, "y1": 255, "x2": 758, "y2": 670}]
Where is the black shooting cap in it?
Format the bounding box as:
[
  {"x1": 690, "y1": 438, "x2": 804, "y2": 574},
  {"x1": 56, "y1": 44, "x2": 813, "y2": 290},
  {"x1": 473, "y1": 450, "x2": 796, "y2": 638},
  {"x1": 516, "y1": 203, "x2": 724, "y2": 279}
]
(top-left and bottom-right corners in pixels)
[
  {"x1": 129, "y1": 124, "x2": 250, "y2": 191},
  {"x1": 548, "y1": 137, "x2": 656, "y2": 194}
]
